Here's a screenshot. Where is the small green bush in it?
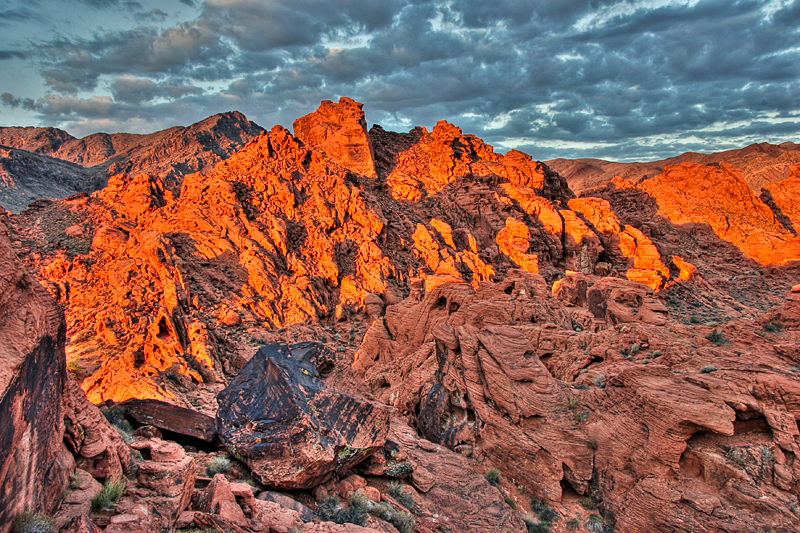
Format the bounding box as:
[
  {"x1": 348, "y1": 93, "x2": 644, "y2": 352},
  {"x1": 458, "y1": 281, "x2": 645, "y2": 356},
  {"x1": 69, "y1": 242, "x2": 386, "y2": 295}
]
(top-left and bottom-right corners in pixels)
[
  {"x1": 530, "y1": 498, "x2": 559, "y2": 522},
  {"x1": 91, "y1": 478, "x2": 126, "y2": 511},
  {"x1": 699, "y1": 365, "x2": 717, "y2": 374},
  {"x1": 369, "y1": 500, "x2": 415, "y2": 533},
  {"x1": 388, "y1": 482, "x2": 416, "y2": 510},
  {"x1": 205, "y1": 455, "x2": 231, "y2": 476},
  {"x1": 505, "y1": 496, "x2": 517, "y2": 509},
  {"x1": 567, "y1": 397, "x2": 580, "y2": 410},
  {"x1": 566, "y1": 518, "x2": 581, "y2": 531},
  {"x1": 706, "y1": 329, "x2": 728, "y2": 346},
  {"x1": 726, "y1": 447, "x2": 748, "y2": 467},
  {"x1": 485, "y1": 467, "x2": 501, "y2": 486},
  {"x1": 586, "y1": 514, "x2": 605, "y2": 533},
  {"x1": 690, "y1": 315, "x2": 700, "y2": 324},
  {"x1": 763, "y1": 322, "x2": 783, "y2": 333},
  {"x1": 11, "y1": 511, "x2": 56, "y2": 533},
  {"x1": 581, "y1": 497, "x2": 599, "y2": 510},
  {"x1": 593, "y1": 374, "x2": 605, "y2": 388}
]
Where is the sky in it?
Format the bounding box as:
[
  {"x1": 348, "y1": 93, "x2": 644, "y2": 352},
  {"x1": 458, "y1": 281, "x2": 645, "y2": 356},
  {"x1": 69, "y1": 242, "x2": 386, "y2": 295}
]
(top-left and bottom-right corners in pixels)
[{"x1": 0, "y1": 0, "x2": 798, "y2": 162}]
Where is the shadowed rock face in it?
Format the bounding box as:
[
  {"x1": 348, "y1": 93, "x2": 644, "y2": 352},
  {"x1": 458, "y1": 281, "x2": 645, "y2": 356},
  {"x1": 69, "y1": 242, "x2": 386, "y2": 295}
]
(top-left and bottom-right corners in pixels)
[
  {"x1": 0, "y1": 215, "x2": 70, "y2": 529},
  {"x1": 216, "y1": 342, "x2": 389, "y2": 489}
]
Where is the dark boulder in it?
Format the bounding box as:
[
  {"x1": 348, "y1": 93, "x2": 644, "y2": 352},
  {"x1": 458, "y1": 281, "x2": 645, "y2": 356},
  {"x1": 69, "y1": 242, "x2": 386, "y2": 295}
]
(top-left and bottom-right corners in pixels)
[{"x1": 216, "y1": 342, "x2": 389, "y2": 489}]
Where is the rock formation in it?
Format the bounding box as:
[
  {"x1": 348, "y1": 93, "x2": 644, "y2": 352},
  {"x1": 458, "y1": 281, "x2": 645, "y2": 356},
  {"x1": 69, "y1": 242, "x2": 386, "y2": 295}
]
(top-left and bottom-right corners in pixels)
[
  {"x1": 355, "y1": 270, "x2": 800, "y2": 532},
  {"x1": 0, "y1": 214, "x2": 71, "y2": 530},
  {"x1": 216, "y1": 342, "x2": 389, "y2": 489},
  {"x1": 1, "y1": 98, "x2": 800, "y2": 532}
]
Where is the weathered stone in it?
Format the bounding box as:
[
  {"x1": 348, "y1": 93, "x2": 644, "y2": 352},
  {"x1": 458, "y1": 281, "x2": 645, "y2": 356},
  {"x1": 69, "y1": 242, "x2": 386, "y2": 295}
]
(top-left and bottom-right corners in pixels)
[
  {"x1": 196, "y1": 474, "x2": 248, "y2": 525},
  {"x1": 216, "y1": 342, "x2": 389, "y2": 489},
  {"x1": 113, "y1": 399, "x2": 217, "y2": 441},
  {"x1": 0, "y1": 216, "x2": 71, "y2": 529}
]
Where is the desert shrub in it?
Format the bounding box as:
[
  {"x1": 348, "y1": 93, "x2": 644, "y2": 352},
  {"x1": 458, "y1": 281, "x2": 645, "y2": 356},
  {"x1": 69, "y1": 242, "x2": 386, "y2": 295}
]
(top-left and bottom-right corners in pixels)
[
  {"x1": 630, "y1": 343, "x2": 640, "y2": 356},
  {"x1": 505, "y1": 497, "x2": 517, "y2": 509},
  {"x1": 530, "y1": 498, "x2": 559, "y2": 522},
  {"x1": 690, "y1": 315, "x2": 700, "y2": 324},
  {"x1": 370, "y1": 501, "x2": 415, "y2": 533},
  {"x1": 706, "y1": 329, "x2": 728, "y2": 346},
  {"x1": 581, "y1": 497, "x2": 599, "y2": 510},
  {"x1": 587, "y1": 438, "x2": 598, "y2": 450},
  {"x1": 91, "y1": 478, "x2": 126, "y2": 511},
  {"x1": 388, "y1": 482, "x2": 416, "y2": 510},
  {"x1": 586, "y1": 512, "x2": 615, "y2": 533},
  {"x1": 651, "y1": 350, "x2": 663, "y2": 358},
  {"x1": 11, "y1": 511, "x2": 56, "y2": 533},
  {"x1": 205, "y1": 456, "x2": 231, "y2": 476},
  {"x1": 574, "y1": 411, "x2": 588, "y2": 423},
  {"x1": 527, "y1": 523, "x2": 551, "y2": 533},
  {"x1": 726, "y1": 447, "x2": 748, "y2": 467},
  {"x1": 485, "y1": 467, "x2": 501, "y2": 486},
  {"x1": 763, "y1": 322, "x2": 783, "y2": 333},
  {"x1": 521, "y1": 514, "x2": 551, "y2": 533},
  {"x1": 586, "y1": 514, "x2": 604, "y2": 532},
  {"x1": 593, "y1": 374, "x2": 605, "y2": 388},
  {"x1": 566, "y1": 518, "x2": 581, "y2": 531},
  {"x1": 567, "y1": 397, "x2": 580, "y2": 410},
  {"x1": 699, "y1": 365, "x2": 717, "y2": 374}
]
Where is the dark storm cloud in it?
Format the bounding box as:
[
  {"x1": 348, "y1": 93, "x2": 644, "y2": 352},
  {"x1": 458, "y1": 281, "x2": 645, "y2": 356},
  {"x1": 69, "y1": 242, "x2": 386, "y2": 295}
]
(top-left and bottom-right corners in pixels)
[
  {"x1": 0, "y1": 51, "x2": 26, "y2": 60},
  {"x1": 0, "y1": 5, "x2": 46, "y2": 26},
  {"x1": 9, "y1": 0, "x2": 800, "y2": 160},
  {"x1": 133, "y1": 9, "x2": 170, "y2": 23}
]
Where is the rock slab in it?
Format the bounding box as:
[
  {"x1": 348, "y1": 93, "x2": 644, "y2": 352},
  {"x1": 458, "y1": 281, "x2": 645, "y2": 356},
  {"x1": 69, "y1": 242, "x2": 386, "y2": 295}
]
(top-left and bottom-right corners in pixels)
[{"x1": 216, "y1": 342, "x2": 389, "y2": 489}]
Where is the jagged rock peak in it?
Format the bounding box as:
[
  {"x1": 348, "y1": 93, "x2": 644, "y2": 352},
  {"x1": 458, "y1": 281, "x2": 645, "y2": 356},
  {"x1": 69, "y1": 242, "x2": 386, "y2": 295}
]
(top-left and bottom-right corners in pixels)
[{"x1": 293, "y1": 96, "x2": 377, "y2": 179}]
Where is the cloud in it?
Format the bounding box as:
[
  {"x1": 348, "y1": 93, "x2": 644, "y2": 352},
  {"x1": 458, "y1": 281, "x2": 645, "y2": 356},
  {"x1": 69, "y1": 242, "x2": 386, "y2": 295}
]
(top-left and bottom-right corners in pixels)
[
  {"x1": 2, "y1": 92, "x2": 36, "y2": 110},
  {"x1": 0, "y1": 50, "x2": 25, "y2": 60},
  {"x1": 133, "y1": 8, "x2": 170, "y2": 23},
  {"x1": 110, "y1": 75, "x2": 204, "y2": 104},
  {"x1": 8, "y1": 0, "x2": 800, "y2": 161}
]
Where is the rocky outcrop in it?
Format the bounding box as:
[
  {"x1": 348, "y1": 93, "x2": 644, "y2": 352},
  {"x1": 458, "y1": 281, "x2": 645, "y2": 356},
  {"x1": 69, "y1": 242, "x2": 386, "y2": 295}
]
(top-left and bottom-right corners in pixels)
[
  {"x1": 761, "y1": 162, "x2": 800, "y2": 237},
  {"x1": 217, "y1": 342, "x2": 389, "y2": 489},
  {"x1": 294, "y1": 97, "x2": 377, "y2": 179},
  {"x1": 0, "y1": 214, "x2": 71, "y2": 531},
  {"x1": 110, "y1": 399, "x2": 218, "y2": 441},
  {"x1": 638, "y1": 162, "x2": 800, "y2": 265},
  {"x1": 355, "y1": 268, "x2": 800, "y2": 532}
]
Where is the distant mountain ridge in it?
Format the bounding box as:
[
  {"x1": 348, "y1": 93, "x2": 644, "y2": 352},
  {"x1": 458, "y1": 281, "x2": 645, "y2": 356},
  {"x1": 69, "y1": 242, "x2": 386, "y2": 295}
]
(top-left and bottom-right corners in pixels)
[
  {"x1": 0, "y1": 111, "x2": 263, "y2": 212},
  {"x1": 547, "y1": 141, "x2": 800, "y2": 194}
]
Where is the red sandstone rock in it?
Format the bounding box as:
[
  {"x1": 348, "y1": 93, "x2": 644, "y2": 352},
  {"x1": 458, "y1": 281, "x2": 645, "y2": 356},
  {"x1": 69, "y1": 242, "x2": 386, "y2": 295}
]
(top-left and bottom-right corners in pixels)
[
  {"x1": 196, "y1": 474, "x2": 248, "y2": 525},
  {"x1": 294, "y1": 97, "x2": 377, "y2": 179},
  {"x1": 639, "y1": 162, "x2": 800, "y2": 265},
  {"x1": 0, "y1": 215, "x2": 71, "y2": 529}
]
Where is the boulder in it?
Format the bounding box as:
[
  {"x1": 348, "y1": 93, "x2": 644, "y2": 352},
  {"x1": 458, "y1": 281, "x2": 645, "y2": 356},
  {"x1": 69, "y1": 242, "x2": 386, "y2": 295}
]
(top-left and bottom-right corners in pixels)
[
  {"x1": 196, "y1": 474, "x2": 248, "y2": 525},
  {"x1": 111, "y1": 399, "x2": 217, "y2": 442},
  {"x1": 216, "y1": 342, "x2": 389, "y2": 489},
  {"x1": 133, "y1": 438, "x2": 196, "y2": 503}
]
